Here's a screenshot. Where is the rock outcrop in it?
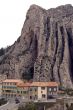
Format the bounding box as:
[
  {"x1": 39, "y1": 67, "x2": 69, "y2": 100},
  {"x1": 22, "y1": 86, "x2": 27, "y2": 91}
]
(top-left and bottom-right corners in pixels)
[{"x1": 0, "y1": 4, "x2": 73, "y2": 88}]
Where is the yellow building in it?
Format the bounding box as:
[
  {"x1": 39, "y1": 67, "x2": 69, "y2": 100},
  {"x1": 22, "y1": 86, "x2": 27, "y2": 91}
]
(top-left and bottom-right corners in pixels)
[
  {"x1": 2, "y1": 79, "x2": 23, "y2": 98},
  {"x1": 0, "y1": 74, "x2": 7, "y2": 96}
]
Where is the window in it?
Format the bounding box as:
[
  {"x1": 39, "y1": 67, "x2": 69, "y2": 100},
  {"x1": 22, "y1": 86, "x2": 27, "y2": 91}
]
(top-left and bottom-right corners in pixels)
[
  {"x1": 35, "y1": 88, "x2": 37, "y2": 92},
  {"x1": 54, "y1": 88, "x2": 57, "y2": 91},
  {"x1": 41, "y1": 91, "x2": 43, "y2": 93},
  {"x1": 30, "y1": 88, "x2": 32, "y2": 91},
  {"x1": 35, "y1": 95, "x2": 37, "y2": 99},
  {"x1": 14, "y1": 83, "x2": 16, "y2": 85},
  {"x1": 21, "y1": 91, "x2": 23, "y2": 94},
  {"x1": 41, "y1": 87, "x2": 45, "y2": 90},
  {"x1": 3, "y1": 86, "x2": 6, "y2": 88},
  {"x1": 6, "y1": 90, "x2": 11, "y2": 92},
  {"x1": 14, "y1": 94, "x2": 16, "y2": 97},
  {"x1": 7, "y1": 83, "x2": 9, "y2": 85},
  {"x1": 42, "y1": 94, "x2": 46, "y2": 98},
  {"x1": 49, "y1": 88, "x2": 51, "y2": 91},
  {"x1": 35, "y1": 95, "x2": 37, "y2": 97},
  {"x1": 30, "y1": 96, "x2": 32, "y2": 99},
  {"x1": 17, "y1": 91, "x2": 20, "y2": 93},
  {"x1": 23, "y1": 91, "x2": 27, "y2": 94},
  {"x1": 10, "y1": 83, "x2": 12, "y2": 85}
]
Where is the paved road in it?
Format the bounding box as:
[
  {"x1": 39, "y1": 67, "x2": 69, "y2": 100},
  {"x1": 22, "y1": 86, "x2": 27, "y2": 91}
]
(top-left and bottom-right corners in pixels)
[{"x1": 0, "y1": 101, "x2": 19, "y2": 110}]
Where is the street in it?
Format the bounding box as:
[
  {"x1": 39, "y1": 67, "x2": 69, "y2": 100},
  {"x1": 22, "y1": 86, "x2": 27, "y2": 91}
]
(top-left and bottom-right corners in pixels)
[{"x1": 0, "y1": 101, "x2": 19, "y2": 110}]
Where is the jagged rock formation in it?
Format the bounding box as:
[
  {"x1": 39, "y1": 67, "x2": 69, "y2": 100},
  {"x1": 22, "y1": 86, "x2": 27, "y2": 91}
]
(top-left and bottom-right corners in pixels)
[{"x1": 0, "y1": 4, "x2": 73, "y2": 88}]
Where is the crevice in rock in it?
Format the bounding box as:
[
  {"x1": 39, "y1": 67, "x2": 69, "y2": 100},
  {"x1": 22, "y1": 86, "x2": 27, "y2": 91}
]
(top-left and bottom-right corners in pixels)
[
  {"x1": 55, "y1": 23, "x2": 58, "y2": 55},
  {"x1": 60, "y1": 26, "x2": 65, "y2": 64},
  {"x1": 67, "y1": 28, "x2": 73, "y2": 81},
  {"x1": 33, "y1": 34, "x2": 38, "y2": 59},
  {"x1": 57, "y1": 26, "x2": 65, "y2": 85},
  {"x1": 51, "y1": 23, "x2": 59, "y2": 81},
  {"x1": 46, "y1": 17, "x2": 50, "y2": 41},
  {"x1": 52, "y1": 23, "x2": 58, "y2": 81}
]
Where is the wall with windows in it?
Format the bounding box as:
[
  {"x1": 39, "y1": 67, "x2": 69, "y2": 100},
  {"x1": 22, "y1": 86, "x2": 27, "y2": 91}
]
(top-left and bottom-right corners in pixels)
[
  {"x1": 38, "y1": 86, "x2": 47, "y2": 100},
  {"x1": 2, "y1": 81, "x2": 58, "y2": 100},
  {"x1": 17, "y1": 87, "x2": 29, "y2": 98},
  {"x1": 47, "y1": 86, "x2": 58, "y2": 98},
  {"x1": 2, "y1": 82, "x2": 17, "y2": 98},
  {"x1": 29, "y1": 87, "x2": 38, "y2": 100}
]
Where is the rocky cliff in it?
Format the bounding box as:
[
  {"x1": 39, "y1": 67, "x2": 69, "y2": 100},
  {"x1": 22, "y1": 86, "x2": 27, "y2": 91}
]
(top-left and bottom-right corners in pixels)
[{"x1": 0, "y1": 4, "x2": 73, "y2": 88}]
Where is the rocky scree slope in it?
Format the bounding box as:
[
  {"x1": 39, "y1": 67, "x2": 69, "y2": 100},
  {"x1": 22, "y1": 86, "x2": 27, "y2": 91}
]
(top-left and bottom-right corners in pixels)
[{"x1": 0, "y1": 4, "x2": 73, "y2": 88}]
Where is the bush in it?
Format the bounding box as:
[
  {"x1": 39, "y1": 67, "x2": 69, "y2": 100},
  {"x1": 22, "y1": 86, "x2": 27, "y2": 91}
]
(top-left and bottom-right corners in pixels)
[
  {"x1": 18, "y1": 105, "x2": 25, "y2": 110},
  {"x1": 0, "y1": 98, "x2": 7, "y2": 106},
  {"x1": 0, "y1": 48, "x2": 5, "y2": 56},
  {"x1": 64, "y1": 88, "x2": 73, "y2": 96},
  {"x1": 18, "y1": 103, "x2": 37, "y2": 110}
]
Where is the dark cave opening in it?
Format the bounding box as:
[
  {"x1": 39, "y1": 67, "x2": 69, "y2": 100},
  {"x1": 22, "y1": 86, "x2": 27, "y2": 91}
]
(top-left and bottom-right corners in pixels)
[
  {"x1": 30, "y1": 67, "x2": 34, "y2": 78},
  {"x1": 67, "y1": 28, "x2": 73, "y2": 81},
  {"x1": 22, "y1": 66, "x2": 34, "y2": 80}
]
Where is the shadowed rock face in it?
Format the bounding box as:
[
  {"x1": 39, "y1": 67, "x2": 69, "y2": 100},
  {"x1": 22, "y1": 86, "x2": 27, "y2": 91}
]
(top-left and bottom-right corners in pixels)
[{"x1": 0, "y1": 4, "x2": 73, "y2": 88}]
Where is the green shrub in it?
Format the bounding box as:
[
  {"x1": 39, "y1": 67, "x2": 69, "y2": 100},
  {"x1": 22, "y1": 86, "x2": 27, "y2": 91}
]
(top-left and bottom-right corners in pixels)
[
  {"x1": 0, "y1": 98, "x2": 7, "y2": 106},
  {"x1": 18, "y1": 103, "x2": 37, "y2": 110},
  {"x1": 64, "y1": 88, "x2": 73, "y2": 96}
]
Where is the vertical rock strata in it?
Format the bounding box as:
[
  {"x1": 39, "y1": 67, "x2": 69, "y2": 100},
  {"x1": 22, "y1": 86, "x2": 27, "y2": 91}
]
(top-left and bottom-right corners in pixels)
[{"x1": 0, "y1": 4, "x2": 73, "y2": 88}]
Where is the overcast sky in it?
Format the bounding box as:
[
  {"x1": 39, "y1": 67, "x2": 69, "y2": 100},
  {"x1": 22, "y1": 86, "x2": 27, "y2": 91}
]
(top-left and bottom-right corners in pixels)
[{"x1": 0, "y1": 0, "x2": 73, "y2": 48}]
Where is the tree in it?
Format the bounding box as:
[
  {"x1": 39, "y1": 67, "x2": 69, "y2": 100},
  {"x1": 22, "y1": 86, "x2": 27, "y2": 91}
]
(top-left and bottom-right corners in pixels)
[{"x1": 0, "y1": 48, "x2": 5, "y2": 56}]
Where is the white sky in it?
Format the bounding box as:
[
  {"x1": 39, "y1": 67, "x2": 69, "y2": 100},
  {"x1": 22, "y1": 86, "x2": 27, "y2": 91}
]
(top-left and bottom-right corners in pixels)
[{"x1": 0, "y1": 0, "x2": 73, "y2": 48}]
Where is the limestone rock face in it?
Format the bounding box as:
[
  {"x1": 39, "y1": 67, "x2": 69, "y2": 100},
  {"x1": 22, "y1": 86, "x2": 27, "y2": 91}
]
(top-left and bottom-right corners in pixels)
[{"x1": 0, "y1": 4, "x2": 73, "y2": 88}]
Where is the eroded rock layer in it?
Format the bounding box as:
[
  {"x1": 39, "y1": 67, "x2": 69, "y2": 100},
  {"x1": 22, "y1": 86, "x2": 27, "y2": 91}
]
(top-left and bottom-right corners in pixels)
[{"x1": 0, "y1": 4, "x2": 73, "y2": 88}]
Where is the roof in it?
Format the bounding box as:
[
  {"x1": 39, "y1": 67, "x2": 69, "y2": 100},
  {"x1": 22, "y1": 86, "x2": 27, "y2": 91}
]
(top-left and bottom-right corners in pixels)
[
  {"x1": 2, "y1": 79, "x2": 23, "y2": 84},
  {"x1": 17, "y1": 82, "x2": 31, "y2": 87},
  {"x1": 17, "y1": 82, "x2": 58, "y2": 87},
  {"x1": 30, "y1": 82, "x2": 58, "y2": 87},
  {"x1": 2, "y1": 79, "x2": 58, "y2": 87}
]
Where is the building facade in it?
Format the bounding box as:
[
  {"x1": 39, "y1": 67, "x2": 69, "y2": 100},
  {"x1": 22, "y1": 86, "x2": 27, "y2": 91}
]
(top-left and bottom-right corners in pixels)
[
  {"x1": 29, "y1": 86, "x2": 38, "y2": 100},
  {"x1": 17, "y1": 82, "x2": 30, "y2": 99},
  {"x1": 29, "y1": 82, "x2": 58, "y2": 101},
  {"x1": 0, "y1": 74, "x2": 7, "y2": 96},
  {"x1": 2, "y1": 79, "x2": 23, "y2": 98},
  {"x1": 2, "y1": 79, "x2": 58, "y2": 101}
]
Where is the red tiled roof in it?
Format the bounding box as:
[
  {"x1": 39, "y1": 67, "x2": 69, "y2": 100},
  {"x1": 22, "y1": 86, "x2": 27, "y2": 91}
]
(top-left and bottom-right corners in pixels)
[
  {"x1": 17, "y1": 82, "x2": 58, "y2": 87},
  {"x1": 3, "y1": 79, "x2": 58, "y2": 87},
  {"x1": 3, "y1": 79, "x2": 23, "y2": 83},
  {"x1": 17, "y1": 82, "x2": 31, "y2": 87},
  {"x1": 30, "y1": 82, "x2": 58, "y2": 87}
]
